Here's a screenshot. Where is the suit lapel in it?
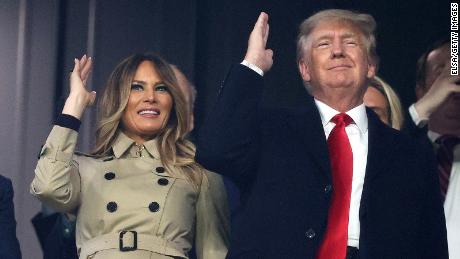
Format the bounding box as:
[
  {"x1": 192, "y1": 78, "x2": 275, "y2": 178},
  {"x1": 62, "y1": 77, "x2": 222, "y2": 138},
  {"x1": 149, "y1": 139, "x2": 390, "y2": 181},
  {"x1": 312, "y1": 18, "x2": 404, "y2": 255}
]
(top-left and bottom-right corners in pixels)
[
  {"x1": 364, "y1": 108, "x2": 396, "y2": 181},
  {"x1": 285, "y1": 95, "x2": 331, "y2": 181},
  {"x1": 360, "y1": 109, "x2": 396, "y2": 219}
]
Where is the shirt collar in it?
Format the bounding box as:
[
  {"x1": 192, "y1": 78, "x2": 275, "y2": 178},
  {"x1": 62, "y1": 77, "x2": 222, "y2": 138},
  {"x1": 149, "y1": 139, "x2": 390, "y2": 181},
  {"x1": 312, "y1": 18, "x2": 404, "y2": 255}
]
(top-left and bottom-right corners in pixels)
[
  {"x1": 111, "y1": 131, "x2": 160, "y2": 159},
  {"x1": 314, "y1": 98, "x2": 368, "y2": 134}
]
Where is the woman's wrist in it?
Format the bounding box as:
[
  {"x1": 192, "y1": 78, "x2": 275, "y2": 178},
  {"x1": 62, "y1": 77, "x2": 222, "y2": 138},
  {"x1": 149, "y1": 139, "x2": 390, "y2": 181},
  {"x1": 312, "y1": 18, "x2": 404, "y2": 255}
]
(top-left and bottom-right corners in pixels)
[
  {"x1": 55, "y1": 114, "x2": 81, "y2": 132},
  {"x1": 62, "y1": 94, "x2": 89, "y2": 119}
]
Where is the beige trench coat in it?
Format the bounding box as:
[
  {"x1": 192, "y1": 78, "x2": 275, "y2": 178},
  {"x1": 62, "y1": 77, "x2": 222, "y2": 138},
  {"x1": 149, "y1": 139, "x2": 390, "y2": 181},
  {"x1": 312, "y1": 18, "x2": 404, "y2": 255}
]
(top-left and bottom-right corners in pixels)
[{"x1": 31, "y1": 126, "x2": 230, "y2": 259}]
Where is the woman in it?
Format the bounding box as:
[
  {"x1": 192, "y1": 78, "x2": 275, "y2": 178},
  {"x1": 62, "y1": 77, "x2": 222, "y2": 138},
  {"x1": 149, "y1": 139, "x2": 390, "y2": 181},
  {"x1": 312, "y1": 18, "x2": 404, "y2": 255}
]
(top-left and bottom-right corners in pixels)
[
  {"x1": 31, "y1": 53, "x2": 229, "y2": 259},
  {"x1": 364, "y1": 76, "x2": 404, "y2": 130}
]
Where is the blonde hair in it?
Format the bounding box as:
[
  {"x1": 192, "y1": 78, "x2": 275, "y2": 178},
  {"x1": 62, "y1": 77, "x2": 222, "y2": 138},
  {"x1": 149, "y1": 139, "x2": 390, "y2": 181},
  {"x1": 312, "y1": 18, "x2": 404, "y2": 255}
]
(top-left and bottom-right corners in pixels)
[
  {"x1": 369, "y1": 76, "x2": 404, "y2": 130},
  {"x1": 297, "y1": 9, "x2": 379, "y2": 68},
  {"x1": 92, "y1": 53, "x2": 203, "y2": 186}
]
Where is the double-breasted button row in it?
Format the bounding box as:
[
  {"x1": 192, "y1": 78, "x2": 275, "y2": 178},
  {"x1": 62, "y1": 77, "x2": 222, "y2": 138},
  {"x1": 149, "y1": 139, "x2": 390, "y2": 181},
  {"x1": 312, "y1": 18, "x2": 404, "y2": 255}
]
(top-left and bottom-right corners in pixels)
[
  {"x1": 104, "y1": 172, "x2": 116, "y2": 180},
  {"x1": 149, "y1": 202, "x2": 160, "y2": 212},
  {"x1": 156, "y1": 167, "x2": 165, "y2": 173},
  {"x1": 107, "y1": 202, "x2": 118, "y2": 212},
  {"x1": 106, "y1": 201, "x2": 161, "y2": 213},
  {"x1": 158, "y1": 178, "x2": 169, "y2": 186}
]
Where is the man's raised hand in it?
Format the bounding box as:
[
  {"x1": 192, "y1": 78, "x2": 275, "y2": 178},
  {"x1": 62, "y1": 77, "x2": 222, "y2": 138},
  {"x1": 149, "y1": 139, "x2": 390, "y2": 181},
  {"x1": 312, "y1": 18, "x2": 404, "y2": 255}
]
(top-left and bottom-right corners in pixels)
[{"x1": 244, "y1": 12, "x2": 273, "y2": 73}]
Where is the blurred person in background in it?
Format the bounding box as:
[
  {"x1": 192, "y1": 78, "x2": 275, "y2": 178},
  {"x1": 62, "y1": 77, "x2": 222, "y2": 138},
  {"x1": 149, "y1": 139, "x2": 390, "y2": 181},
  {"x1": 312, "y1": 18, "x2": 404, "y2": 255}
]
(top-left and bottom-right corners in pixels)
[
  {"x1": 0, "y1": 174, "x2": 22, "y2": 258},
  {"x1": 406, "y1": 38, "x2": 460, "y2": 258},
  {"x1": 364, "y1": 76, "x2": 404, "y2": 129}
]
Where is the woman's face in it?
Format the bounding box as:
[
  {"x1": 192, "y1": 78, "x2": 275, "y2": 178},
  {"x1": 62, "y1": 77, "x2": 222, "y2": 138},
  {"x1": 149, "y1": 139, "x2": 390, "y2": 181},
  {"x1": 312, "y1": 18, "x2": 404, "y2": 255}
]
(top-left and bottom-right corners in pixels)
[
  {"x1": 363, "y1": 86, "x2": 389, "y2": 125},
  {"x1": 121, "y1": 61, "x2": 173, "y2": 143}
]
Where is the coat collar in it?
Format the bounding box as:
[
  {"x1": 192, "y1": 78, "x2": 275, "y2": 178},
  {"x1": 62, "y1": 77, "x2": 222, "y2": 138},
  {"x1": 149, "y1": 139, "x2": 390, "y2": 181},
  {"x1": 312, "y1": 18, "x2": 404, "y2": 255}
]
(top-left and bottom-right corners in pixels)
[
  {"x1": 111, "y1": 131, "x2": 160, "y2": 159},
  {"x1": 285, "y1": 94, "x2": 331, "y2": 180},
  {"x1": 285, "y1": 98, "x2": 396, "y2": 183}
]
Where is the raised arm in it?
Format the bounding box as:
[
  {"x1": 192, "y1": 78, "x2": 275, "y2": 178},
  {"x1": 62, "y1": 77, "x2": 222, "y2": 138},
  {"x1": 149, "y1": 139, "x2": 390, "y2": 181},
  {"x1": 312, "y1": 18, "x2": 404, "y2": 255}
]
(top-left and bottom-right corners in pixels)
[
  {"x1": 195, "y1": 13, "x2": 273, "y2": 183},
  {"x1": 30, "y1": 55, "x2": 95, "y2": 212},
  {"x1": 244, "y1": 12, "x2": 273, "y2": 73},
  {"x1": 63, "y1": 55, "x2": 96, "y2": 119},
  {"x1": 414, "y1": 63, "x2": 460, "y2": 120}
]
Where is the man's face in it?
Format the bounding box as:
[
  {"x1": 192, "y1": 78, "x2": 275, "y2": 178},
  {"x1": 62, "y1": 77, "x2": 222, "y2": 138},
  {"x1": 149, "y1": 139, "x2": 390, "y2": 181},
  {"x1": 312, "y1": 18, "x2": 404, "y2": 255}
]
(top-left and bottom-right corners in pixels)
[
  {"x1": 423, "y1": 44, "x2": 450, "y2": 92},
  {"x1": 299, "y1": 20, "x2": 375, "y2": 109},
  {"x1": 421, "y1": 44, "x2": 460, "y2": 135}
]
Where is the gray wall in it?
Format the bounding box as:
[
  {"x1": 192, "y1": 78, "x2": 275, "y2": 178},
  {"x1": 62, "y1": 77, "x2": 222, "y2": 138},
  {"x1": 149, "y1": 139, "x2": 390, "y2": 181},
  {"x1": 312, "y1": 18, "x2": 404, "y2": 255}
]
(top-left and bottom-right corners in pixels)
[
  {"x1": 0, "y1": 0, "x2": 196, "y2": 257},
  {"x1": 1, "y1": 0, "x2": 58, "y2": 257}
]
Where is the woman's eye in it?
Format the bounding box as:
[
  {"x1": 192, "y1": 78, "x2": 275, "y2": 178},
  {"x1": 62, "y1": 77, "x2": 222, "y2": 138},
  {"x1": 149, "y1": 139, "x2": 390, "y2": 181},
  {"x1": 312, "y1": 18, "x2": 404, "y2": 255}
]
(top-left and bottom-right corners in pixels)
[
  {"x1": 155, "y1": 84, "x2": 168, "y2": 92},
  {"x1": 131, "y1": 84, "x2": 144, "y2": 91}
]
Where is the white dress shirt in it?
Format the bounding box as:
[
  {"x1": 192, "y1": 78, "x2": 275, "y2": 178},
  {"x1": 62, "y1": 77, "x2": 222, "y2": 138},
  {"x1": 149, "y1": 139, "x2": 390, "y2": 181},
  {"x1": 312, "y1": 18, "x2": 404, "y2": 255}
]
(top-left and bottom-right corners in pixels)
[
  {"x1": 315, "y1": 99, "x2": 368, "y2": 248},
  {"x1": 409, "y1": 104, "x2": 460, "y2": 259},
  {"x1": 241, "y1": 61, "x2": 369, "y2": 248}
]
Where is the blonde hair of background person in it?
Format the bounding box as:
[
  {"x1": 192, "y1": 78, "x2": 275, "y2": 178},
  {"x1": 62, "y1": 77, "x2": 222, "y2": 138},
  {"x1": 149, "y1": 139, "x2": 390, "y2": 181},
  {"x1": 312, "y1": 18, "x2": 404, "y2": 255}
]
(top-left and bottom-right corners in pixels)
[
  {"x1": 365, "y1": 76, "x2": 404, "y2": 130},
  {"x1": 31, "y1": 53, "x2": 229, "y2": 259}
]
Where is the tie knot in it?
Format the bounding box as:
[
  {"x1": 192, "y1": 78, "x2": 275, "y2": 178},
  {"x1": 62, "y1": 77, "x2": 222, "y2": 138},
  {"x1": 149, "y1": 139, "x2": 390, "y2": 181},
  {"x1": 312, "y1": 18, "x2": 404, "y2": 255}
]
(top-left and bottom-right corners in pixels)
[
  {"x1": 331, "y1": 113, "x2": 353, "y2": 127},
  {"x1": 436, "y1": 135, "x2": 460, "y2": 150}
]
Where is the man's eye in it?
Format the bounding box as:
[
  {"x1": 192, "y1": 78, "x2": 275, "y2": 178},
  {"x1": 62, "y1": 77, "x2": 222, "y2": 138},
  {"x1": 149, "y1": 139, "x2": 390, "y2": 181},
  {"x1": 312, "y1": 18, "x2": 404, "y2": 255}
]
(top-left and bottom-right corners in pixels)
[
  {"x1": 345, "y1": 41, "x2": 357, "y2": 46},
  {"x1": 155, "y1": 84, "x2": 168, "y2": 92},
  {"x1": 131, "y1": 84, "x2": 144, "y2": 91},
  {"x1": 317, "y1": 42, "x2": 329, "y2": 47}
]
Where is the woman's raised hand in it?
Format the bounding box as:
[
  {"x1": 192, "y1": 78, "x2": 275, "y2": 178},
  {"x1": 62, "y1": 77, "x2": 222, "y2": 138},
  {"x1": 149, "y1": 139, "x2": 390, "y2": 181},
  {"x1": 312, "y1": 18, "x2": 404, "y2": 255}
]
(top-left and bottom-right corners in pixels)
[{"x1": 62, "y1": 55, "x2": 97, "y2": 119}]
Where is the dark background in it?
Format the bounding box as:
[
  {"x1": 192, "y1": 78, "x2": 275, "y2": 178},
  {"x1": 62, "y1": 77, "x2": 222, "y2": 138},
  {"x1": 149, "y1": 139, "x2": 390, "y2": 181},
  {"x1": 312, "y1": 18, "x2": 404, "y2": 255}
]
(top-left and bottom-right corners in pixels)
[
  {"x1": 0, "y1": 0, "x2": 450, "y2": 256},
  {"x1": 55, "y1": 0, "x2": 450, "y2": 136}
]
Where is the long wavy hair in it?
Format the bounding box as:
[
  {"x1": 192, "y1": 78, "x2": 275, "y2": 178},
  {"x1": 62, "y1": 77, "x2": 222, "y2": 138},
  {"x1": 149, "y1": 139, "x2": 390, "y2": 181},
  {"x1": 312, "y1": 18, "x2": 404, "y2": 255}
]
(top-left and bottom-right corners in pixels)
[
  {"x1": 91, "y1": 53, "x2": 203, "y2": 186},
  {"x1": 369, "y1": 76, "x2": 404, "y2": 130}
]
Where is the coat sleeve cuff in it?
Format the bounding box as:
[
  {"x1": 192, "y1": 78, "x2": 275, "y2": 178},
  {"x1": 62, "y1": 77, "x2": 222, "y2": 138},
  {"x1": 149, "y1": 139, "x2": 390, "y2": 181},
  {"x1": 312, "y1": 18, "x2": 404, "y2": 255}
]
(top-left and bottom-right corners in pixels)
[{"x1": 55, "y1": 114, "x2": 81, "y2": 132}]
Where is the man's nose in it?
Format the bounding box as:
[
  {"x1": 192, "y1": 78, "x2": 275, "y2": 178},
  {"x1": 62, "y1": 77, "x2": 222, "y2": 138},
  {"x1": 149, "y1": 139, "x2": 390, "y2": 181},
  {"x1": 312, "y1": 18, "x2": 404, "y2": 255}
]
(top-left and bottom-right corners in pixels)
[{"x1": 331, "y1": 41, "x2": 345, "y2": 58}]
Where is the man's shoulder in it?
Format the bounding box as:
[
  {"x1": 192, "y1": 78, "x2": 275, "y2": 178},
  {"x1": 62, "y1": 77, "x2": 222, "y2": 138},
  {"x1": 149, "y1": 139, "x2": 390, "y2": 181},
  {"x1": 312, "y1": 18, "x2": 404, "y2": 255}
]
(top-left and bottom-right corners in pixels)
[{"x1": 0, "y1": 175, "x2": 12, "y2": 192}]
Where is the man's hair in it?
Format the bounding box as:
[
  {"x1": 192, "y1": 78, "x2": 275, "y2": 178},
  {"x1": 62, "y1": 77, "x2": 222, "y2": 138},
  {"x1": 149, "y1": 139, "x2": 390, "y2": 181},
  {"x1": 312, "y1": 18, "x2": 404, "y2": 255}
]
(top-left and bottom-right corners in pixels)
[
  {"x1": 297, "y1": 9, "x2": 379, "y2": 67},
  {"x1": 415, "y1": 38, "x2": 449, "y2": 90}
]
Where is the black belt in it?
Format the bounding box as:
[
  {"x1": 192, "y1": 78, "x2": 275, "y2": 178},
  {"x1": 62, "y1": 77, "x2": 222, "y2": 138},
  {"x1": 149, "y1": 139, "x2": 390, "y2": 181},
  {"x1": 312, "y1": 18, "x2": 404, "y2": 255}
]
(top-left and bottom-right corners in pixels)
[{"x1": 346, "y1": 246, "x2": 359, "y2": 259}]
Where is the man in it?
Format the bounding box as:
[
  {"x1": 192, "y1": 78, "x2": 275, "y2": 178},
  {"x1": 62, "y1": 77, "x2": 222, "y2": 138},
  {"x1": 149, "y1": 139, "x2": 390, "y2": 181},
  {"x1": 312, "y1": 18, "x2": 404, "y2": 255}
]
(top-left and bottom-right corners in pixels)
[
  {"x1": 196, "y1": 10, "x2": 448, "y2": 259},
  {"x1": 408, "y1": 39, "x2": 460, "y2": 258},
  {"x1": 0, "y1": 174, "x2": 22, "y2": 259}
]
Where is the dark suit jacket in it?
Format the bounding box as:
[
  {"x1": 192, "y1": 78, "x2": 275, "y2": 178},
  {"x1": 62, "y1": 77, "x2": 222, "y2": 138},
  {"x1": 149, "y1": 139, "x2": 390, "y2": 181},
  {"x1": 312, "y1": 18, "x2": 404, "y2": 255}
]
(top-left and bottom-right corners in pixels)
[
  {"x1": 0, "y1": 175, "x2": 21, "y2": 259},
  {"x1": 196, "y1": 65, "x2": 448, "y2": 259},
  {"x1": 31, "y1": 212, "x2": 77, "y2": 259}
]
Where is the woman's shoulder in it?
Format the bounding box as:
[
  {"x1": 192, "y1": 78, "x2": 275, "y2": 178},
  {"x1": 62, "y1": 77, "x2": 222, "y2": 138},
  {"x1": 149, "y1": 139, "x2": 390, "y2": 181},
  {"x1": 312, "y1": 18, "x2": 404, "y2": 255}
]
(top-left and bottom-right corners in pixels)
[{"x1": 199, "y1": 168, "x2": 225, "y2": 189}]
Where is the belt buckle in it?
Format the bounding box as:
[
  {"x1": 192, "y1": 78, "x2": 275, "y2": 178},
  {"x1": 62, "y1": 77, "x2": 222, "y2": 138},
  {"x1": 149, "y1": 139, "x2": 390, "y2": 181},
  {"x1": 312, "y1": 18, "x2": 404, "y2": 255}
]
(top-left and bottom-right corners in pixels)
[{"x1": 119, "y1": 230, "x2": 137, "y2": 252}]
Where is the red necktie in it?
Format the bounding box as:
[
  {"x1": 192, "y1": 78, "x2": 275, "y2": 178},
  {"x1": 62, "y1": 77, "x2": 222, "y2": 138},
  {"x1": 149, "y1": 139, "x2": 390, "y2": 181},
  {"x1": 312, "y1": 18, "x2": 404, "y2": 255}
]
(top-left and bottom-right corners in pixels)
[
  {"x1": 317, "y1": 113, "x2": 354, "y2": 259},
  {"x1": 436, "y1": 135, "x2": 460, "y2": 202}
]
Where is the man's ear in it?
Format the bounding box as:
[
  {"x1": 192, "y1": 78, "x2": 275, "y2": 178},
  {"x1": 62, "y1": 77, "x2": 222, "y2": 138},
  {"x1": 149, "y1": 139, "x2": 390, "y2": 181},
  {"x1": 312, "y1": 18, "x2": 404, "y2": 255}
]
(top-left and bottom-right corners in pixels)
[
  {"x1": 298, "y1": 60, "x2": 311, "y2": 82},
  {"x1": 367, "y1": 62, "x2": 376, "y2": 79}
]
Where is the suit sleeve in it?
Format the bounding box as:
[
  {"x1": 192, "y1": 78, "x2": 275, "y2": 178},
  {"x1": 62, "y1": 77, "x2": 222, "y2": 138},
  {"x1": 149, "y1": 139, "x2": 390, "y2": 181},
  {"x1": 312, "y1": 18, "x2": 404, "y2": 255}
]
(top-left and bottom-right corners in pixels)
[
  {"x1": 194, "y1": 170, "x2": 230, "y2": 259},
  {"x1": 417, "y1": 142, "x2": 449, "y2": 259},
  {"x1": 0, "y1": 176, "x2": 22, "y2": 259},
  {"x1": 30, "y1": 125, "x2": 81, "y2": 213},
  {"x1": 195, "y1": 64, "x2": 265, "y2": 183}
]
